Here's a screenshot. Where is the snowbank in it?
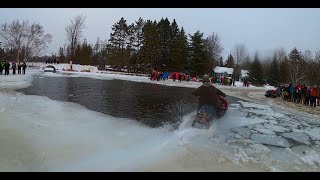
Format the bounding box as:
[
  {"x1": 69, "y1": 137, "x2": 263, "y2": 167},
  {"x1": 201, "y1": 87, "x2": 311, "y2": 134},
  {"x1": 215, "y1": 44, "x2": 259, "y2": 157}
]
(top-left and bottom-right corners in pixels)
[
  {"x1": 30, "y1": 62, "x2": 98, "y2": 73},
  {"x1": 0, "y1": 69, "x2": 39, "y2": 91}
]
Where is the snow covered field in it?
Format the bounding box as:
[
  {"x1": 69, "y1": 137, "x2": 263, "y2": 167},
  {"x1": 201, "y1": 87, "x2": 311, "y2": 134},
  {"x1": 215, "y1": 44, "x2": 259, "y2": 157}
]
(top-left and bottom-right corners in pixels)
[{"x1": 0, "y1": 67, "x2": 320, "y2": 171}]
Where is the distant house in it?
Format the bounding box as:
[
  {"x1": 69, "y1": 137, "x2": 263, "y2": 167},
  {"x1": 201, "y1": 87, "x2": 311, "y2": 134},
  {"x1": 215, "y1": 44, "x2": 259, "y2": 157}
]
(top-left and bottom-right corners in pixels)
[
  {"x1": 213, "y1": 66, "x2": 234, "y2": 78},
  {"x1": 213, "y1": 66, "x2": 249, "y2": 82},
  {"x1": 240, "y1": 69, "x2": 249, "y2": 81}
]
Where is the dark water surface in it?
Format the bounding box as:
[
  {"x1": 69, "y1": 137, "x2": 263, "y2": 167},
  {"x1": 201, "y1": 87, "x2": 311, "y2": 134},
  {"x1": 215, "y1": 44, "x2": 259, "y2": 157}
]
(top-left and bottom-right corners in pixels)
[{"x1": 19, "y1": 74, "x2": 242, "y2": 127}]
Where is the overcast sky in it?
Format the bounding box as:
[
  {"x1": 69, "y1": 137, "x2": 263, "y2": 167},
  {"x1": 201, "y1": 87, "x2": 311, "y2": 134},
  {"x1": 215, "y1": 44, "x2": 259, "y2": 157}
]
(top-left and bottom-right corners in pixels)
[{"x1": 0, "y1": 8, "x2": 320, "y2": 59}]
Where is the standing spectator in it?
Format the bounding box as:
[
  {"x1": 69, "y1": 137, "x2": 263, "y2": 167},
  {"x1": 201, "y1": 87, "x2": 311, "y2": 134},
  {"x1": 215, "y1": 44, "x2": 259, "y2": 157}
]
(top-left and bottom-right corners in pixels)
[
  {"x1": 22, "y1": 62, "x2": 27, "y2": 74},
  {"x1": 0, "y1": 60, "x2": 3, "y2": 75},
  {"x1": 289, "y1": 83, "x2": 295, "y2": 102},
  {"x1": 301, "y1": 84, "x2": 306, "y2": 104},
  {"x1": 295, "y1": 84, "x2": 302, "y2": 103},
  {"x1": 304, "y1": 86, "x2": 310, "y2": 106},
  {"x1": 4, "y1": 61, "x2": 10, "y2": 75},
  {"x1": 310, "y1": 85, "x2": 318, "y2": 107},
  {"x1": 317, "y1": 85, "x2": 320, "y2": 106},
  {"x1": 17, "y1": 62, "x2": 22, "y2": 74},
  {"x1": 12, "y1": 62, "x2": 17, "y2": 74}
]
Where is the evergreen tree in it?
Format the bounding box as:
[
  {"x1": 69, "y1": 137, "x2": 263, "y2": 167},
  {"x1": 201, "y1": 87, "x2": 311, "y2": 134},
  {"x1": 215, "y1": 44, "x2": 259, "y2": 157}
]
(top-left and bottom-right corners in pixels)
[
  {"x1": 268, "y1": 54, "x2": 280, "y2": 86},
  {"x1": 133, "y1": 17, "x2": 145, "y2": 51},
  {"x1": 242, "y1": 55, "x2": 252, "y2": 70},
  {"x1": 157, "y1": 18, "x2": 172, "y2": 70},
  {"x1": 80, "y1": 39, "x2": 92, "y2": 65},
  {"x1": 279, "y1": 56, "x2": 290, "y2": 83},
  {"x1": 59, "y1": 47, "x2": 65, "y2": 63},
  {"x1": 140, "y1": 20, "x2": 160, "y2": 70},
  {"x1": 189, "y1": 30, "x2": 209, "y2": 75},
  {"x1": 219, "y1": 57, "x2": 224, "y2": 67},
  {"x1": 108, "y1": 17, "x2": 129, "y2": 67},
  {"x1": 225, "y1": 54, "x2": 235, "y2": 68},
  {"x1": 170, "y1": 27, "x2": 189, "y2": 71},
  {"x1": 167, "y1": 19, "x2": 181, "y2": 71},
  {"x1": 248, "y1": 53, "x2": 264, "y2": 85}
]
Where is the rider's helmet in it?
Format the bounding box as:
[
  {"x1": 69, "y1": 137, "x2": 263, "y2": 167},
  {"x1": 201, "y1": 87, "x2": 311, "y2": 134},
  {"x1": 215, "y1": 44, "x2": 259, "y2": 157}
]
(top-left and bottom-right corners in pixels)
[{"x1": 203, "y1": 75, "x2": 210, "y2": 82}]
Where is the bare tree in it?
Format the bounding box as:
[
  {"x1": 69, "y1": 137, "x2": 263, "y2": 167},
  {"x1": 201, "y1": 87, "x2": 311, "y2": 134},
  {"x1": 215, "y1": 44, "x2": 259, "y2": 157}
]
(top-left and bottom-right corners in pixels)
[
  {"x1": 274, "y1": 47, "x2": 287, "y2": 62},
  {"x1": 65, "y1": 14, "x2": 86, "y2": 62},
  {"x1": 232, "y1": 44, "x2": 248, "y2": 80},
  {"x1": 232, "y1": 44, "x2": 248, "y2": 67},
  {"x1": 288, "y1": 48, "x2": 307, "y2": 84},
  {"x1": 242, "y1": 55, "x2": 252, "y2": 70},
  {"x1": 302, "y1": 50, "x2": 312, "y2": 62},
  {"x1": 23, "y1": 22, "x2": 52, "y2": 62},
  {"x1": 0, "y1": 20, "x2": 52, "y2": 62},
  {"x1": 0, "y1": 20, "x2": 28, "y2": 61},
  {"x1": 204, "y1": 32, "x2": 224, "y2": 66},
  {"x1": 307, "y1": 50, "x2": 320, "y2": 85}
]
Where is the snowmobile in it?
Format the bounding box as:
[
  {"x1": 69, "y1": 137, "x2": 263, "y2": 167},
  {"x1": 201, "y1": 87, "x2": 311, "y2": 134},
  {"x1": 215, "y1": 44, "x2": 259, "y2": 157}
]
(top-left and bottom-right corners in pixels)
[
  {"x1": 265, "y1": 89, "x2": 278, "y2": 98},
  {"x1": 192, "y1": 96, "x2": 229, "y2": 129}
]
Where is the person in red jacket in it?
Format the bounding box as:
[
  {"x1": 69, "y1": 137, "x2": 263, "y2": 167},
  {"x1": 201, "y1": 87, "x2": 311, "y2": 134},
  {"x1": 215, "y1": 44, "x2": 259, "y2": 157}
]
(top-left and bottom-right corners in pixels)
[{"x1": 310, "y1": 85, "x2": 318, "y2": 107}]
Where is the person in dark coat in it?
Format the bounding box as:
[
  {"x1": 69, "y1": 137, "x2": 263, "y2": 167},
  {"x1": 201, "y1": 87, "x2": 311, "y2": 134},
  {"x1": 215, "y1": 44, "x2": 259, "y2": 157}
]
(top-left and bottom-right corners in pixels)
[
  {"x1": 17, "y1": 62, "x2": 22, "y2": 74},
  {"x1": 0, "y1": 60, "x2": 4, "y2": 75},
  {"x1": 12, "y1": 62, "x2": 17, "y2": 74},
  {"x1": 22, "y1": 62, "x2": 27, "y2": 74},
  {"x1": 4, "y1": 61, "x2": 10, "y2": 75},
  {"x1": 304, "y1": 86, "x2": 310, "y2": 106},
  {"x1": 192, "y1": 75, "x2": 227, "y2": 113}
]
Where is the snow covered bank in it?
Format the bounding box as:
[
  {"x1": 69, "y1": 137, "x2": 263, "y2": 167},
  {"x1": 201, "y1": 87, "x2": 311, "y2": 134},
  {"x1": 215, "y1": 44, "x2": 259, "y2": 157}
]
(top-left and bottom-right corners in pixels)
[
  {"x1": 0, "y1": 70, "x2": 39, "y2": 91},
  {"x1": 30, "y1": 62, "x2": 98, "y2": 73}
]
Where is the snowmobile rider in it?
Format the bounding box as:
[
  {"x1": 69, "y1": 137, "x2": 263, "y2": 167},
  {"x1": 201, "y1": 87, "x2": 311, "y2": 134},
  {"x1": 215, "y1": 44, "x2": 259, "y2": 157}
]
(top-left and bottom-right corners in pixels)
[{"x1": 192, "y1": 75, "x2": 227, "y2": 114}]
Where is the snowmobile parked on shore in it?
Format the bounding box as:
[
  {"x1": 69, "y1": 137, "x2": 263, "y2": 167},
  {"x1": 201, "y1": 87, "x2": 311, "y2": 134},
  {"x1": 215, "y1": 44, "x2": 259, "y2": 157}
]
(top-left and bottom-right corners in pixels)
[{"x1": 265, "y1": 89, "x2": 278, "y2": 98}]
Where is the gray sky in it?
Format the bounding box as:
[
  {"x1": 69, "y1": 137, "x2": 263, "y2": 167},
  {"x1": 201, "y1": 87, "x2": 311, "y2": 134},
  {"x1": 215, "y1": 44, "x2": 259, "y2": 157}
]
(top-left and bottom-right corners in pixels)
[{"x1": 1, "y1": 8, "x2": 320, "y2": 60}]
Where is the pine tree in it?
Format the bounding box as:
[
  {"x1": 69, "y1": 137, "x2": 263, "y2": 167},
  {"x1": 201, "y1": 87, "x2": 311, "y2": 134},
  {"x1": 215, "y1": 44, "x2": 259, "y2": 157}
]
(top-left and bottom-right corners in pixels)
[
  {"x1": 92, "y1": 38, "x2": 101, "y2": 66},
  {"x1": 59, "y1": 47, "x2": 65, "y2": 63},
  {"x1": 279, "y1": 56, "x2": 290, "y2": 84},
  {"x1": 249, "y1": 53, "x2": 264, "y2": 85},
  {"x1": 219, "y1": 57, "x2": 224, "y2": 66},
  {"x1": 133, "y1": 17, "x2": 145, "y2": 51},
  {"x1": 82, "y1": 39, "x2": 92, "y2": 65},
  {"x1": 108, "y1": 17, "x2": 129, "y2": 67},
  {"x1": 140, "y1": 20, "x2": 161, "y2": 70},
  {"x1": 189, "y1": 30, "x2": 209, "y2": 75},
  {"x1": 167, "y1": 19, "x2": 181, "y2": 71},
  {"x1": 225, "y1": 54, "x2": 235, "y2": 68},
  {"x1": 170, "y1": 27, "x2": 189, "y2": 71},
  {"x1": 242, "y1": 55, "x2": 252, "y2": 70},
  {"x1": 268, "y1": 54, "x2": 280, "y2": 86},
  {"x1": 74, "y1": 44, "x2": 81, "y2": 64},
  {"x1": 157, "y1": 18, "x2": 172, "y2": 70}
]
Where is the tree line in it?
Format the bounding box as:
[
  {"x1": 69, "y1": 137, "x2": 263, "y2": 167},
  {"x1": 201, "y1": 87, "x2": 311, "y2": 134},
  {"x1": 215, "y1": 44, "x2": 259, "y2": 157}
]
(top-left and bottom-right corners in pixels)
[
  {"x1": 57, "y1": 15, "x2": 223, "y2": 76},
  {"x1": 1, "y1": 15, "x2": 320, "y2": 86}
]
